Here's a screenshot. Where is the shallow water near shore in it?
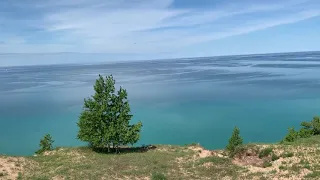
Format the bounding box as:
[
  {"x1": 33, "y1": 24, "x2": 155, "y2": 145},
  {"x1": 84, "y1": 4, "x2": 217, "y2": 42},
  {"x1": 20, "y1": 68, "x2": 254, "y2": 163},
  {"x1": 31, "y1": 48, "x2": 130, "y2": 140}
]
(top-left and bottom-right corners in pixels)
[{"x1": 1, "y1": 51, "x2": 320, "y2": 156}]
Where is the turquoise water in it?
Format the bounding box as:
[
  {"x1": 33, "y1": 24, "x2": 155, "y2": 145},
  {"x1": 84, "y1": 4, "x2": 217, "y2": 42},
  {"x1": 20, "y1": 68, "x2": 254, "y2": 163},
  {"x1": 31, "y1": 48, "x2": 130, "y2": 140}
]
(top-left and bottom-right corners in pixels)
[{"x1": 1, "y1": 51, "x2": 320, "y2": 155}]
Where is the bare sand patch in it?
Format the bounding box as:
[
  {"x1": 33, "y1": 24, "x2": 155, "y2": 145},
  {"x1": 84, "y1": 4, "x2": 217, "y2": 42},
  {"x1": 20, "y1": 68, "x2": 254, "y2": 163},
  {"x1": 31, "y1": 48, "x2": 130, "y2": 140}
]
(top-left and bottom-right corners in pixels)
[{"x1": 0, "y1": 156, "x2": 26, "y2": 180}]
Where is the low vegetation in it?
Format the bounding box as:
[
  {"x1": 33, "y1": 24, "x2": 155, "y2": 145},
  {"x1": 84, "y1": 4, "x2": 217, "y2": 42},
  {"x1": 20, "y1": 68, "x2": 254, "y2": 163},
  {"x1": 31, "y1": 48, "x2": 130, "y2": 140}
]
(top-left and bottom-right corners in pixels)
[
  {"x1": 35, "y1": 134, "x2": 54, "y2": 154},
  {"x1": 281, "y1": 116, "x2": 320, "y2": 143},
  {"x1": 226, "y1": 126, "x2": 243, "y2": 157},
  {"x1": 1, "y1": 136, "x2": 320, "y2": 179}
]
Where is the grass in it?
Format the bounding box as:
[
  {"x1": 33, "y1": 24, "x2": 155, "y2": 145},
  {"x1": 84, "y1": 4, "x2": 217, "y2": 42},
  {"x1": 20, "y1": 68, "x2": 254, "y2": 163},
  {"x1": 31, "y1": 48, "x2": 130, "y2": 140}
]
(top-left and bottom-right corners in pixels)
[
  {"x1": 1, "y1": 135, "x2": 320, "y2": 179},
  {"x1": 262, "y1": 161, "x2": 272, "y2": 168},
  {"x1": 305, "y1": 171, "x2": 320, "y2": 178},
  {"x1": 259, "y1": 147, "x2": 273, "y2": 158},
  {"x1": 271, "y1": 153, "x2": 279, "y2": 161},
  {"x1": 281, "y1": 152, "x2": 294, "y2": 158},
  {"x1": 151, "y1": 172, "x2": 167, "y2": 180}
]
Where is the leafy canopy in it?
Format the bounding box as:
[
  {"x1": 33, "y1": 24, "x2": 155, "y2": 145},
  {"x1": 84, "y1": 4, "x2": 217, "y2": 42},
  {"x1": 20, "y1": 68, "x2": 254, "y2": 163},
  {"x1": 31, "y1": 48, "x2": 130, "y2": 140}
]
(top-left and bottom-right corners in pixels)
[
  {"x1": 281, "y1": 116, "x2": 320, "y2": 143},
  {"x1": 77, "y1": 74, "x2": 142, "y2": 152}
]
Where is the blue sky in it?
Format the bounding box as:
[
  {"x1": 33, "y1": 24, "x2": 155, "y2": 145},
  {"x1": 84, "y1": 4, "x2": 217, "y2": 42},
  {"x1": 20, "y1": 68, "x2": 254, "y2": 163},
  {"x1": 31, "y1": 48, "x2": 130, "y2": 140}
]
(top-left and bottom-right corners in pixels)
[{"x1": 1, "y1": 0, "x2": 320, "y2": 66}]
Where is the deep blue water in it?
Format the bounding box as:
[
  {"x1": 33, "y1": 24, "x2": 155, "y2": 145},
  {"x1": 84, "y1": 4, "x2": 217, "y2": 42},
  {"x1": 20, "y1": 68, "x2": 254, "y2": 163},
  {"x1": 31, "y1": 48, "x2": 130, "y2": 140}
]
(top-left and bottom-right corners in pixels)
[{"x1": 1, "y1": 51, "x2": 320, "y2": 155}]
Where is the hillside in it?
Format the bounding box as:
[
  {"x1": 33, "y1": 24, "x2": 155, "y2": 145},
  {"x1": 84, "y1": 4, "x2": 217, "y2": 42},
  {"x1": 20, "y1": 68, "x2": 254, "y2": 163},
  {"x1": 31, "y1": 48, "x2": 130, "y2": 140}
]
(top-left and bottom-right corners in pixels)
[{"x1": 1, "y1": 136, "x2": 320, "y2": 180}]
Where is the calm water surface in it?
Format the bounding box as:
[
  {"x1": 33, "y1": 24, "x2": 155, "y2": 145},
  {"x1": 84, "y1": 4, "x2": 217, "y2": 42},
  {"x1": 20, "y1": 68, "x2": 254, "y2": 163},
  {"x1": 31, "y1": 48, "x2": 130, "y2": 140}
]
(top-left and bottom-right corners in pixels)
[{"x1": 1, "y1": 51, "x2": 320, "y2": 155}]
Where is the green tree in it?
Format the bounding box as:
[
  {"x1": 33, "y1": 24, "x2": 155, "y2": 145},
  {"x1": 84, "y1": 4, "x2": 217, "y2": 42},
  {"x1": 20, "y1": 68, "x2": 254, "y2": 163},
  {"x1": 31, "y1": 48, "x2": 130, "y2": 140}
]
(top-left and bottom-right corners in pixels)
[
  {"x1": 300, "y1": 116, "x2": 320, "y2": 135},
  {"x1": 77, "y1": 74, "x2": 142, "y2": 153},
  {"x1": 226, "y1": 126, "x2": 243, "y2": 153},
  {"x1": 35, "y1": 134, "x2": 54, "y2": 154},
  {"x1": 281, "y1": 127, "x2": 299, "y2": 143}
]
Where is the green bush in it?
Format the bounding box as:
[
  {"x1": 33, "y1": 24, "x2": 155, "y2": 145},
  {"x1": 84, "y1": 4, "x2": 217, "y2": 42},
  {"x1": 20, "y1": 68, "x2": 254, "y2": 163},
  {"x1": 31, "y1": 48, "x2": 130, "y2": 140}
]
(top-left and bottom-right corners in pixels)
[
  {"x1": 298, "y1": 128, "x2": 313, "y2": 138},
  {"x1": 226, "y1": 126, "x2": 243, "y2": 155},
  {"x1": 35, "y1": 134, "x2": 54, "y2": 154},
  {"x1": 281, "y1": 127, "x2": 299, "y2": 143},
  {"x1": 259, "y1": 147, "x2": 273, "y2": 158},
  {"x1": 281, "y1": 116, "x2": 320, "y2": 143},
  {"x1": 300, "y1": 116, "x2": 320, "y2": 135},
  {"x1": 151, "y1": 172, "x2": 167, "y2": 180},
  {"x1": 77, "y1": 75, "x2": 142, "y2": 153},
  {"x1": 281, "y1": 152, "x2": 294, "y2": 158},
  {"x1": 271, "y1": 153, "x2": 279, "y2": 161},
  {"x1": 263, "y1": 161, "x2": 272, "y2": 168}
]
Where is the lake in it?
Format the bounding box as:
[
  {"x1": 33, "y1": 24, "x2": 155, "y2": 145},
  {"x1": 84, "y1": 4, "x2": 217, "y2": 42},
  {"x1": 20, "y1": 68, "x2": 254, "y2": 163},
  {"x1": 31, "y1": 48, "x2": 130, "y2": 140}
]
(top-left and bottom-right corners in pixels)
[{"x1": 1, "y1": 51, "x2": 320, "y2": 155}]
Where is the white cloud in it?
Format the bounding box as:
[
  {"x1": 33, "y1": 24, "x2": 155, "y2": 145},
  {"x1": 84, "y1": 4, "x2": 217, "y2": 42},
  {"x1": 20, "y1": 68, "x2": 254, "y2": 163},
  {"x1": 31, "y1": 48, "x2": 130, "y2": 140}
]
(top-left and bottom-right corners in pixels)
[{"x1": 0, "y1": 0, "x2": 319, "y2": 54}]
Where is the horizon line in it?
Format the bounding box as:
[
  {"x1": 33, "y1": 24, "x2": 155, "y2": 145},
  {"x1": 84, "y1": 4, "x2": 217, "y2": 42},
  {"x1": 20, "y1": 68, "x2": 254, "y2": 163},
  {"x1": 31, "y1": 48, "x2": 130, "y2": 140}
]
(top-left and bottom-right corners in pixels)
[{"x1": 0, "y1": 50, "x2": 319, "y2": 68}]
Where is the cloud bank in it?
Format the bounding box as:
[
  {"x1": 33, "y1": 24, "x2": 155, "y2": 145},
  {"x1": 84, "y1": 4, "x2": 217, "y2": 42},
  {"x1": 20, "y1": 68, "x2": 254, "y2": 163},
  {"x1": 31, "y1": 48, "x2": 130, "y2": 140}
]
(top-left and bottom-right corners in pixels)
[{"x1": 0, "y1": 0, "x2": 319, "y2": 54}]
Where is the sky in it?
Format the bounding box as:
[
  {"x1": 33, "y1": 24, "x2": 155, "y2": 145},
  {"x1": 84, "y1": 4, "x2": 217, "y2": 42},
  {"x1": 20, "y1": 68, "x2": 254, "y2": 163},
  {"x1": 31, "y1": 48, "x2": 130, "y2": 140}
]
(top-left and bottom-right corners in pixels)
[{"x1": 0, "y1": 0, "x2": 320, "y2": 66}]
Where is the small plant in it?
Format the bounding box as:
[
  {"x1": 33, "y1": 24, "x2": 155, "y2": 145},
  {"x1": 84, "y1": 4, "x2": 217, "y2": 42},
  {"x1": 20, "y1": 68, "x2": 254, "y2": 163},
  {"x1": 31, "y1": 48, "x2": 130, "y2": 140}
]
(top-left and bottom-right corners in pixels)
[
  {"x1": 305, "y1": 171, "x2": 320, "y2": 178},
  {"x1": 151, "y1": 172, "x2": 167, "y2": 180},
  {"x1": 271, "y1": 153, "x2": 279, "y2": 161},
  {"x1": 300, "y1": 116, "x2": 320, "y2": 135},
  {"x1": 263, "y1": 161, "x2": 272, "y2": 168},
  {"x1": 279, "y1": 165, "x2": 287, "y2": 170},
  {"x1": 281, "y1": 152, "x2": 294, "y2": 158},
  {"x1": 281, "y1": 127, "x2": 299, "y2": 143},
  {"x1": 281, "y1": 116, "x2": 320, "y2": 143},
  {"x1": 270, "y1": 169, "x2": 277, "y2": 174},
  {"x1": 35, "y1": 134, "x2": 54, "y2": 154},
  {"x1": 298, "y1": 128, "x2": 313, "y2": 138},
  {"x1": 226, "y1": 126, "x2": 243, "y2": 155},
  {"x1": 303, "y1": 164, "x2": 311, "y2": 170},
  {"x1": 17, "y1": 172, "x2": 23, "y2": 180},
  {"x1": 190, "y1": 142, "x2": 199, "y2": 146},
  {"x1": 229, "y1": 144, "x2": 259, "y2": 158},
  {"x1": 0, "y1": 172, "x2": 6, "y2": 177},
  {"x1": 259, "y1": 147, "x2": 273, "y2": 158}
]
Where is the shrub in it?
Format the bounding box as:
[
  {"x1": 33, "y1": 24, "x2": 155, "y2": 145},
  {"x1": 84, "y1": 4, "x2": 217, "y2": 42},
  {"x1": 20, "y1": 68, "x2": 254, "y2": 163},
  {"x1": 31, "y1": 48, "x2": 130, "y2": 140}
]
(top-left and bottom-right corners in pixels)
[
  {"x1": 151, "y1": 172, "x2": 167, "y2": 180},
  {"x1": 271, "y1": 153, "x2": 279, "y2": 161},
  {"x1": 281, "y1": 152, "x2": 294, "y2": 158},
  {"x1": 263, "y1": 161, "x2": 272, "y2": 168},
  {"x1": 298, "y1": 128, "x2": 313, "y2": 138},
  {"x1": 228, "y1": 144, "x2": 258, "y2": 158},
  {"x1": 281, "y1": 116, "x2": 320, "y2": 143},
  {"x1": 300, "y1": 116, "x2": 320, "y2": 135},
  {"x1": 281, "y1": 127, "x2": 299, "y2": 143},
  {"x1": 259, "y1": 147, "x2": 273, "y2": 158},
  {"x1": 35, "y1": 134, "x2": 54, "y2": 154},
  {"x1": 226, "y1": 126, "x2": 243, "y2": 154},
  {"x1": 77, "y1": 74, "x2": 142, "y2": 153}
]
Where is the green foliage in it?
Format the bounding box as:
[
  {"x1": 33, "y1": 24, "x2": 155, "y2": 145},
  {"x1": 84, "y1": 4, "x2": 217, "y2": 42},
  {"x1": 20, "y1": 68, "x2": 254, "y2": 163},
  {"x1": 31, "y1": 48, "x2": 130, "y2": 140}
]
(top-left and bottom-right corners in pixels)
[
  {"x1": 77, "y1": 74, "x2": 143, "y2": 152},
  {"x1": 259, "y1": 147, "x2": 273, "y2": 158},
  {"x1": 281, "y1": 152, "x2": 294, "y2": 158},
  {"x1": 304, "y1": 171, "x2": 320, "y2": 178},
  {"x1": 271, "y1": 153, "x2": 279, "y2": 161},
  {"x1": 226, "y1": 126, "x2": 243, "y2": 154},
  {"x1": 301, "y1": 116, "x2": 320, "y2": 135},
  {"x1": 262, "y1": 161, "x2": 272, "y2": 168},
  {"x1": 17, "y1": 172, "x2": 23, "y2": 180},
  {"x1": 151, "y1": 172, "x2": 167, "y2": 180},
  {"x1": 228, "y1": 144, "x2": 259, "y2": 158},
  {"x1": 35, "y1": 134, "x2": 54, "y2": 154},
  {"x1": 199, "y1": 156, "x2": 231, "y2": 165},
  {"x1": 281, "y1": 127, "x2": 299, "y2": 143},
  {"x1": 282, "y1": 116, "x2": 320, "y2": 143},
  {"x1": 279, "y1": 165, "x2": 287, "y2": 170}
]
